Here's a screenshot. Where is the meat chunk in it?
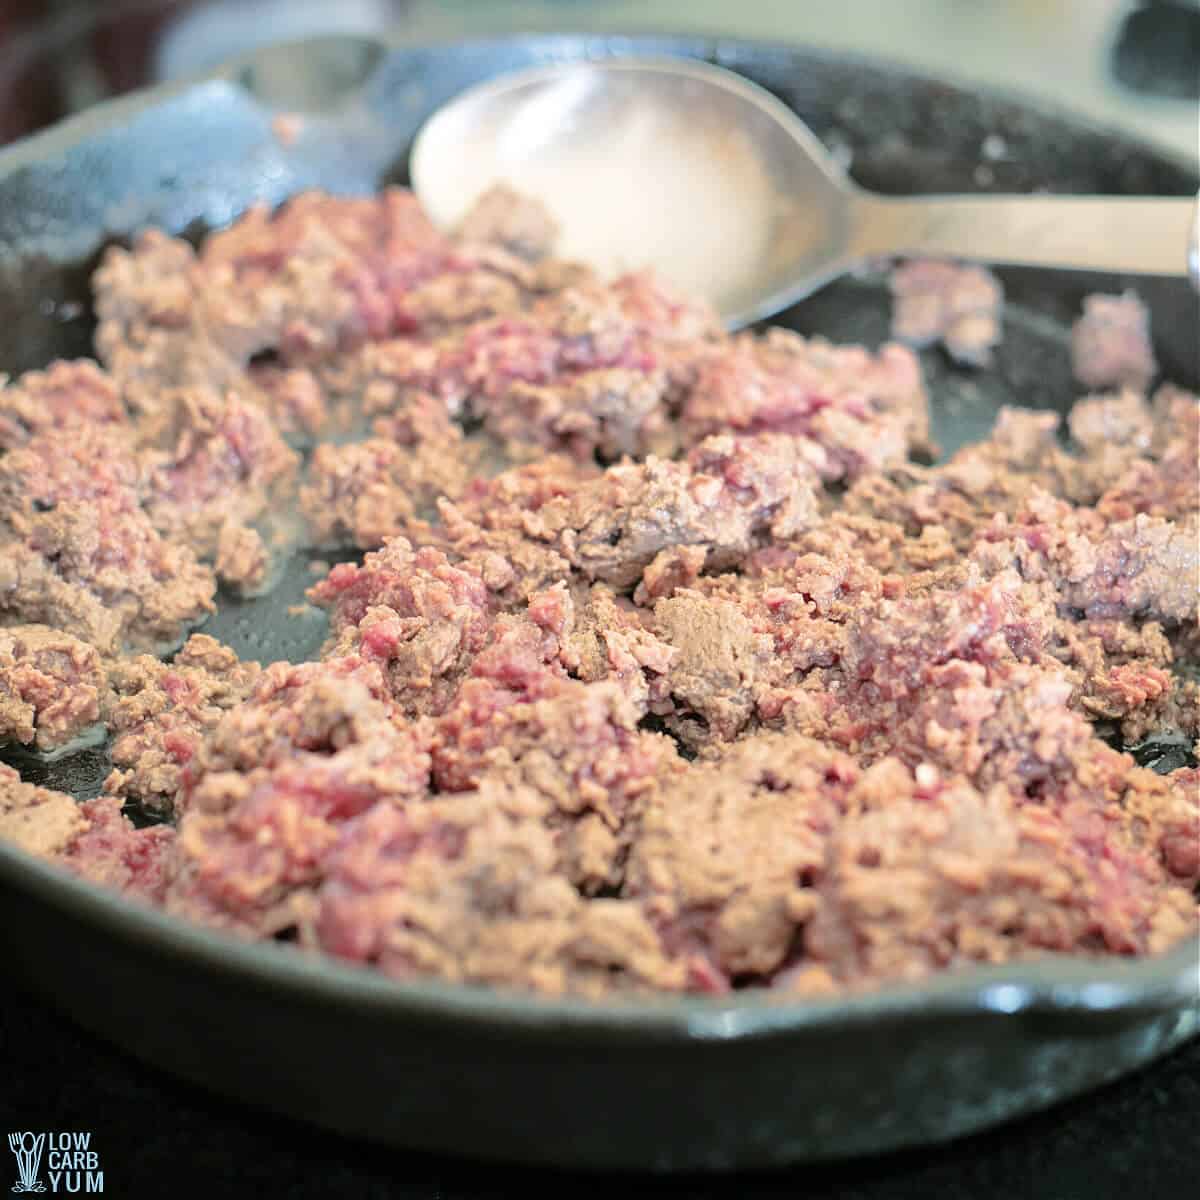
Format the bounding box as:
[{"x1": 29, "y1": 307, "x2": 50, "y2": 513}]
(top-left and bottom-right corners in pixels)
[
  {"x1": 1071, "y1": 290, "x2": 1157, "y2": 392},
  {"x1": 454, "y1": 184, "x2": 560, "y2": 261},
  {"x1": 1050, "y1": 618, "x2": 1194, "y2": 745},
  {"x1": 300, "y1": 395, "x2": 482, "y2": 549},
  {"x1": 353, "y1": 271, "x2": 716, "y2": 461},
  {"x1": 431, "y1": 619, "x2": 679, "y2": 880},
  {"x1": 491, "y1": 366, "x2": 673, "y2": 463},
  {"x1": 528, "y1": 581, "x2": 676, "y2": 709},
  {"x1": 214, "y1": 523, "x2": 270, "y2": 595},
  {"x1": 797, "y1": 758, "x2": 1195, "y2": 993},
  {"x1": 0, "y1": 625, "x2": 110, "y2": 753},
  {"x1": 246, "y1": 363, "x2": 330, "y2": 443},
  {"x1": 308, "y1": 541, "x2": 496, "y2": 717},
  {"x1": 104, "y1": 635, "x2": 261, "y2": 813},
  {"x1": 1067, "y1": 389, "x2": 1154, "y2": 456},
  {"x1": 95, "y1": 192, "x2": 453, "y2": 392},
  {"x1": 163, "y1": 655, "x2": 431, "y2": 934},
  {"x1": 401, "y1": 455, "x2": 595, "y2": 604},
  {"x1": 889, "y1": 259, "x2": 1003, "y2": 366},
  {"x1": 0, "y1": 496, "x2": 216, "y2": 655},
  {"x1": 431, "y1": 433, "x2": 819, "y2": 594},
  {"x1": 0, "y1": 360, "x2": 301, "y2": 611},
  {"x1": 559, "y1": 435, "x2": 819, "y2": 588},
  {"x1": 0, "y1": 766, "x2": 172, "y2": 901},
  {"x1": 0, "y1": 420, "x2": 216, "y2": 652},
  {"x1": 1096, "y1": 386, "x2": 1199, "y2": 524},
  {"x1": 650, "y1": 591, "x2": 769, "y2": 745},
  {"x1": 58, "y1": 797, "x2": 175, "y2": 902},
  {"x1": 627, "y1": 734, "x2": 858, "y2": 985},
  {"x1": 139, "y1": 390, "x2": 300, "y2": 589},
  {"x1": 391, "y1": 433, "x2": 821, "y2": 603},
  {"x1": 302, "y1": 440, "x2": 424, "y2": 550},
  {"x1": 812, "y1": 568, "x2": 1090, "y2": 787},
  {"x1": 0, "y1": 359, "x2": 127, "y2": 449},
  {"x1": 680, "y1": 329, "x2": 931, "y2": 477},
  {"x1": 312, "y1": 778, "x2": 687, "y2": 997},
  {"x1": 0, "y1": 764, "x2": 86, "y2": 857},
  {"x1": 975, "y1": 495, "x2": 1198, "y2": 626}
]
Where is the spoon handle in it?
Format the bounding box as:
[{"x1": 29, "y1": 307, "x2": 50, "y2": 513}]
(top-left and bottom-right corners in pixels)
[{"x1": 850, "y1": 193, "x2": 1199, "y2": 284}]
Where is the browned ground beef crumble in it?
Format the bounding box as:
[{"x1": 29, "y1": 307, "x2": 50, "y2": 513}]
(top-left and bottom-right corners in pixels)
[
  {"x1": 888, "y1": 259, "x2": 1004, "y2": 367},
  {"x1": 1070, "y1": 290, "x2": 1158, "y2": 393},
  {"x1": 0, "y1": 186, "x2": 1196, "y2": 1000}
]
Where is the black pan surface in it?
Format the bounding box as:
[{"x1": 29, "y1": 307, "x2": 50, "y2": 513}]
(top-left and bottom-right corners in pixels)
[{"x1": 0, "y1": 31, "x2": 1197, "y2": 1172}]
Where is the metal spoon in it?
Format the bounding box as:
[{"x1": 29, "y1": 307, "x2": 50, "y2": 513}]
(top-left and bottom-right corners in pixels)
[{"x1": 411, "y1": 57, "x2": 1200, "y2": 329}]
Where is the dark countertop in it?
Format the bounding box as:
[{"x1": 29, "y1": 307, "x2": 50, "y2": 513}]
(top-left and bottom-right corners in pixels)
[{"x1": 3, "y1": 980, "x2": 1197, "y2": 1199}]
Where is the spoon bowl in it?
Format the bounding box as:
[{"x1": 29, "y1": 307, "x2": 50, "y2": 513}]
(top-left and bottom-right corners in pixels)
[
  {"x1": 411, "y1": 57, "x2": 851, "y2": 327},
  {"x1": 411, "y1": 57, "x2": 1199, "y2": 328}
]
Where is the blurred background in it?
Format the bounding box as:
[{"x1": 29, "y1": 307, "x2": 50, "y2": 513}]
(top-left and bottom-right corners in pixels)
[{"x1": 0, "y1": 0, "x2": 1196, "y2": 155}]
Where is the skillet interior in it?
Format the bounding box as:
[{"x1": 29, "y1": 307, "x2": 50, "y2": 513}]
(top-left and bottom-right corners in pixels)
[{"x1": 0, "y1": 31, "x2": 1197, "y2": 1171}]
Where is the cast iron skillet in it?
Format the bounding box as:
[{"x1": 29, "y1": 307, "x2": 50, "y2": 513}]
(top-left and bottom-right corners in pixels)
[{"x1": 0, "y1": 31, "x2": 1197, "y2": 1173}]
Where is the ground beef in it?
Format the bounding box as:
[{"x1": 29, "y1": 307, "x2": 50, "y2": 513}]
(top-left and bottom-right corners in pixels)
[
  {"x1": 1049, "y1": 617, "x2": 1195, "y2": 745},
  {"x1": 94, "y1": 192, "x2": 452, "y2": 396},
  {"x1": 308, "y1": 540, "x2": 497, "y2": 717},
  {"x1": 245, "y1": 363, "x2": 331, "y2": 444},
  {"x1": 0, "y1": 764, "x2": 87, "y2": 856},
  {"x1": 0, "y1": 388, "x2": 218, "y2": 652},
  {"x1": 888, "y1": 259, "x2": 1004, "y2": 366},
  {"x1": 400, "y1": 455, "x2": 596, "y2": 604},
  {"x1": 0, "y1": 765, "x2": 171, "y2": 900},
  {"x1": 300, "y1": 394, "x2": 483, "y2": 550},
  {"x1": 839, "y1": 397, "x2": 1199, "y2": 580},
  {"x1": 840, "y1": 404, "x2": 1090, "y2": 553},
  {"x1": 626, "y1": 734, "x2": 857, "y2": 987},
  {"x1": 214, "y1": 523, "x2": 271, "y2": 595},
  {"x1": 556, "y1": 434, "x2": 820, "y2": 587},
  {"x1": 1071, "y1": 290, "x2": 1158, "y2": 392},
  {"x1": 181, "y1": 654, "x2": 428, "y2": 795},
  {"x1": 793, "y1": 757, "x2": 1194, "y2": 995},
  {"x1": 648, "y1": 591, "x2": 770, "y2": 746},
  {"x1": 0, "y1": 369, "x2": 293, "y2": 607},
  {"x1": 302, "y1": 440, "x2": 427, "y2": 550},
  {"x1": 351, "y1": 270, "x2": 717, "y2": 462},
  {"x1": 492, "y1": 366, "x2": 673, "y2": 463},
  {"x1": 453, "y1": 184, "x2": 560, "y2": 261},
  {"x1": 0, "y1": 625, "x2": 110, "y2": 753},
  {"x1": 104, "y1": 634, "x2": 261, "y2": 812},
  {"x1": 164, "y1": 656, "x2": 433, "y2": 936},
  {"x1": 1, "y1": 185, "x2": 1195, "y2": 1003},
  {"x1": 405, "y1": 432, "x2": 822, "y2": 599},
  {"x1": 58, "y1": 797, "x2": 175, "y2": 902},
  {"x1": 93, "y1": 185, "x2": 608, "y2": 431},
  {"x1": 679, "y1": 329, "x2": 931, "y2": 478},
  {"x1": 1067, "y1": 389, "x2": 1155, "y2": 457},
  {"x1": 0, "y1": 359, "x2": 128, "y2": 449},
  {"x1": 138, "y1": 389, "x2": 300, "y2": 590},
  {"x1": 974, "y1": 494, "x2": 1197, "y2": 626},
  {"x1": 1096, "y1": 385, "x2": 1199, "y2": 524},
  {"x1": 0, "y1": 491, "x2": 216, "y2": 655},
  {"x1": 792, "y1": 567, "x2": 1086, "y2": 787},
  {"x1": 429, "y1": 615, "x2": 679, "y2": 869},
  {"x1": 311, "y1": 778, "x2": 689, "y2": 997}
]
